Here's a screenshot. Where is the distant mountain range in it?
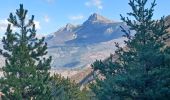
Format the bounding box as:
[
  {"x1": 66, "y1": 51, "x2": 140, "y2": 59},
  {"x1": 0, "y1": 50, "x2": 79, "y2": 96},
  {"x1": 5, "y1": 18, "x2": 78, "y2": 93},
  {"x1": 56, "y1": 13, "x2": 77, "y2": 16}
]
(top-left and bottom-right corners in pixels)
[
  {"x1": 45, "y1": 13, "x2": 127, "y2": 69},
  {"x1": 0, "y1": 13, "x2": 170, "y2": 81},
  {"x1": 46, "y1": 13, "x2": 127, "y2": 47},
  {"x1": 0, "y1": 13, "x2": 126, "y2": 69},
  {"x1": 2, "y1": 13, "x2": 169, "y2": 69},
  {"x1": 46, "y1": 14, "x2": 170, "y2": 69}
]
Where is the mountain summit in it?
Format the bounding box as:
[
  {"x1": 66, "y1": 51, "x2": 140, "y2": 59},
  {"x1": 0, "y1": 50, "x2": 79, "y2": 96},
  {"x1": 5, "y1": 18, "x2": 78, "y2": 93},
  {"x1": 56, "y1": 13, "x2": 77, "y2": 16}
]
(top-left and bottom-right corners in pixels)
[
  {"x1": 86, "y1": 13, "x2": 112, "y2": 23},
  {"x1": 1, "y1": 13, "x2": 127, "y2": 69},
  {"x1": 47, "y1": 13, "x2": 127, "y2": 46}
]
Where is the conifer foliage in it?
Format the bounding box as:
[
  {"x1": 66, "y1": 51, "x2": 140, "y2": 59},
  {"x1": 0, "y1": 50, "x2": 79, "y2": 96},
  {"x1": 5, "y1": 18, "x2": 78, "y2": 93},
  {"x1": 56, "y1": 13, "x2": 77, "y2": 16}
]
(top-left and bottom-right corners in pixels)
[
  {"x1": 50, "y1": 74, "x2": 90, "y2": 100},
  {"x1": 0, "y1": 4, "x2": 52, "y2": 99},
  {"x1": 91, "y1": 0, "x2": 170, "y2": 99}
]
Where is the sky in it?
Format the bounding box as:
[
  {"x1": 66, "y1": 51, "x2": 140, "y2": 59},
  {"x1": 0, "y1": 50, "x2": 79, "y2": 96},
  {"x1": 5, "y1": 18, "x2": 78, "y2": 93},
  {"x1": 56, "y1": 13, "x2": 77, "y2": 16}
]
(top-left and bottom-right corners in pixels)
[{"x1": 0, "y1": 0, "x2": 170, "y2": 37}]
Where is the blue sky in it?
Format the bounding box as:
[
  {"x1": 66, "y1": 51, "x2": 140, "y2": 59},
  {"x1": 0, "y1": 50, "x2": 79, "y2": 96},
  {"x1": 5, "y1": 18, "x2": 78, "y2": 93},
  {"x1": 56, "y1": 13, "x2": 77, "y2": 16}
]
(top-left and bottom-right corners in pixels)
[{"x1": 0, "y1": 0, "x2": 170, "y2": 36}]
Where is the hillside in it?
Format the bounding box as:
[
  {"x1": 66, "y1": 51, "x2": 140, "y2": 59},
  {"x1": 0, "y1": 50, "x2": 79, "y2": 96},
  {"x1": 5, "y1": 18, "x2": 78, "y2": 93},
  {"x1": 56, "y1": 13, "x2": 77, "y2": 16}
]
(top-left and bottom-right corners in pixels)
[{"x1": 165, "y1": 15, "x2": 170, "y2": 46}]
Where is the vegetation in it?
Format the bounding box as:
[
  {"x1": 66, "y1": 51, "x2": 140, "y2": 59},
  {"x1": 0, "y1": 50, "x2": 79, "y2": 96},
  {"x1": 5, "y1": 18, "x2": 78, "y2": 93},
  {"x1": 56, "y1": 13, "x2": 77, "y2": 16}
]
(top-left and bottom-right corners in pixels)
[
  {"x1": 50, "y1": 74, "x2": 91, "y2": 100},
  {"x1": 0, "y1": 4, "x2": 91, "y2": 100},
  {"x1": 0, "y1": 4, "x2": 52, "y2": 99},
  {"x1": 0, "y1": 0, "x2": 170, "y2": 99},
  {"x1": 90, "y1": 0, "x2": 170, "y2": 99}
]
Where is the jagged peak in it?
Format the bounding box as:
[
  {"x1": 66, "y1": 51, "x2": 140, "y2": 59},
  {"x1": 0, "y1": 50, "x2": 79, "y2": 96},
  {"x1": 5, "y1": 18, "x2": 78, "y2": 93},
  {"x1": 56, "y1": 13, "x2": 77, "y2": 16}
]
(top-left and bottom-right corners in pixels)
[
  {"x1": 87, "y1": 13, "x2": 112, "y2": 23},
  {"x1": 58, "y1": 23, "x2": 76, "y2": 32},
  {"x1": 65, "y1": 23, "x2": 75, "y2": 29}
]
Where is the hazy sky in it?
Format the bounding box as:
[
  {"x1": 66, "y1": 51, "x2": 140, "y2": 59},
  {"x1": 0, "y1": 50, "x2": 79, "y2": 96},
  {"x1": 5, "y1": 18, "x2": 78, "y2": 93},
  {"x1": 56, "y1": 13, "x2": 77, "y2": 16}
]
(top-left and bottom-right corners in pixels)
[{"x1": 0, "y1": 0, "x2": 169, "y2": 36}]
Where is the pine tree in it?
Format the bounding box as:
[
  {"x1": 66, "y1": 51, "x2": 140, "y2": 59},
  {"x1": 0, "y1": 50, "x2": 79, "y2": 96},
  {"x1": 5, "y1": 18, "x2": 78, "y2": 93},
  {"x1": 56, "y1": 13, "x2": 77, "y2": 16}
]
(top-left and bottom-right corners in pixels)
[
  {"x1": 90, "y1": 0, "x2": 170, "y2": 99},
  {"x1": 0, "y1": 4, "x2": 52, "y2": 99},
  {"x1": 50, "y1": 74, "x2": 91, "y2": 100}
]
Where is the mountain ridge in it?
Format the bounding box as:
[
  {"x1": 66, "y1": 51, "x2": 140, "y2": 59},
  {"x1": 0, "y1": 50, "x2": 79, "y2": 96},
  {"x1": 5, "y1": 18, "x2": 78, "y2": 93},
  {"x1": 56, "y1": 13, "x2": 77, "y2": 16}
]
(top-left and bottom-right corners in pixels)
[
  {"x1": 0, "y1": 13, "x2": 127, "y2": 69},
  {"x1": 47, "y1": 13, "x2": 127, "y2": 46},
  {"x1": 84, "y1": 13, "x2": 114, "y2": 24},
  {"x1": 44, "y1": 13, "x2": 127, "y2": 68}
]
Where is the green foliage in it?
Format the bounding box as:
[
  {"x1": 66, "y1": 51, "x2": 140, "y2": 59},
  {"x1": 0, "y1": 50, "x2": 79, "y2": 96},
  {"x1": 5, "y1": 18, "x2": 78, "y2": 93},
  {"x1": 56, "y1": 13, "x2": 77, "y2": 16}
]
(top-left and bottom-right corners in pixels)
[
  {"x1": 0, "y1": 4, "x2": 52, "y2": 99},
  {"x1": 90, "y1": 0, "x2": 170, "y2": 100},
  {"x1": 50, "y1": 74, "x2": 90, "y2": 100}
]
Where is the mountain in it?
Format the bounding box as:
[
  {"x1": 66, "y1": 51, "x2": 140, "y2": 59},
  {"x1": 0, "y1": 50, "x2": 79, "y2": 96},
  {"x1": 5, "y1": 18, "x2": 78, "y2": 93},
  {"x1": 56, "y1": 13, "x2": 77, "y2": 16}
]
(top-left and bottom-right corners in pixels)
[
  {"x1": 46, "y1": 23, "x2": 78, "y2": 46},
  {"x1": 0, "y1": 13, "x2": 127, "y2": 69},
  {"x1": 47, "y1": 13, "x2": 127, "y2": 46},
  {"x1": 85, "y1": 13, "x2": 113, "y2": 23},
  {"x1": 45, "y1": 13, "x2": 126, "y2": 68}
]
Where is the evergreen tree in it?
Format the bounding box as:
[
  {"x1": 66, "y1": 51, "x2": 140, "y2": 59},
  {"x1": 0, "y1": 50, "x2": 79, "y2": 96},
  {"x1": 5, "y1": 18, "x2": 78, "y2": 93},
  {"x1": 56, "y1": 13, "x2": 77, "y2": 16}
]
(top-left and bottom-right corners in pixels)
[
  {"x1": 0, "y1": 4, "x2": 52, "y2": 99},
  {"x1": 90, "y1": 0, "x2": 170, "y2": 99},
  {"x1": 50, "y1": 74, "x2": 91, "y2": 100}
]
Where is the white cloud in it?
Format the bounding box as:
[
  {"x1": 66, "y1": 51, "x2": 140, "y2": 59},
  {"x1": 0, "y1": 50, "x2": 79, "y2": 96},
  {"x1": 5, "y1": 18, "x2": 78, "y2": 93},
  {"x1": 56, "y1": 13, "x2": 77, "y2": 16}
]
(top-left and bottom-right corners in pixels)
[
  {"x1": 0, "y1": 20, "x2": 8, "y2": 32},
  {"x1": 44, "y1": 15, "x2": 50, "y2": 23},
  {"x1": 0, "y1": 19, "x2": 40, "y2": 36},
  {"x1": 85, "y1": 0, "x2": 103, "y2": 9},
  {"x1": 0, "y1": 19, "x2": 17, "y2": 33},
  {"x1": 34, "y1": 21, "x2": 41, "y2": 30},
  {"x1": 36, "y1": 33, "x2": 46, "y2": 39},
  {"x1": 69, "y1": 15, "x2": 84, "y2": 21}
]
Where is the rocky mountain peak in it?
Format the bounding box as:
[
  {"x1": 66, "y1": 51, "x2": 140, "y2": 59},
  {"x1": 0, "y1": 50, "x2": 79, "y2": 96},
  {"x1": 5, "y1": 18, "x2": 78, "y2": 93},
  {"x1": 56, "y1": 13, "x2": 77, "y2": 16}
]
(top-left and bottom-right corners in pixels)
[
  {"x1": 58, "y1": 23, "x2": 76, "y2": 32},
  {"x1": 66, "y1": 23, "x2": 75, "y2": 29},
  {"x1": 86, "y1": 13, "x2": 112, "y2": 23},
  {"x1": 65, "y1": 23, "x2": 76, "y2": 31}
]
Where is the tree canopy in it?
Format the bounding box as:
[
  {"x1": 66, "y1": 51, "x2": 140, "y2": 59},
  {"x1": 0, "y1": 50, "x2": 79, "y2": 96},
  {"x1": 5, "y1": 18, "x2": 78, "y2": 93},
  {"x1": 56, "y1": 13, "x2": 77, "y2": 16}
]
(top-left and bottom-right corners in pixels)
[{"x1": 90, "y1": 0, "x2": 170, "y2": 99}]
